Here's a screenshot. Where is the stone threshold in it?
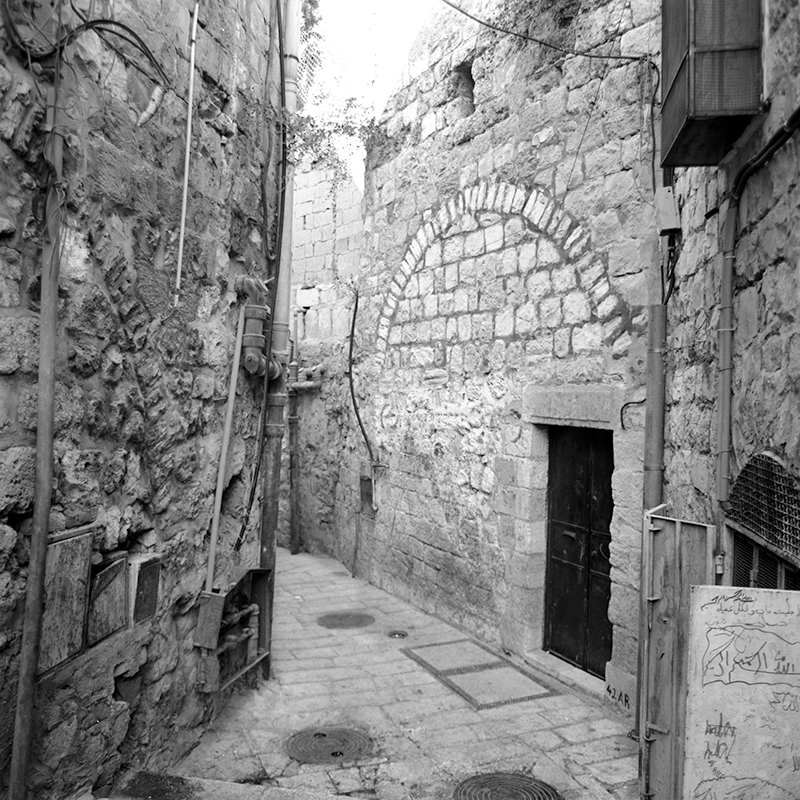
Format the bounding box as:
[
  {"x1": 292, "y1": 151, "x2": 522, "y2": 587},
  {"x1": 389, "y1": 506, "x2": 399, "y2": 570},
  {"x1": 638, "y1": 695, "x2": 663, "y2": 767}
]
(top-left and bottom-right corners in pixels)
[{"x1": 521, "y1": 649, "x2": 606, "y2": 701}]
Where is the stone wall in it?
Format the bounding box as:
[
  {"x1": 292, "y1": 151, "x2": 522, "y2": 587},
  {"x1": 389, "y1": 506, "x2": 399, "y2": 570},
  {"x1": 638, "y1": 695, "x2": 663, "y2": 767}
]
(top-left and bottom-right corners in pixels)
[
  {"x1": 292, "y1": 0, "x2": 662, "y2": 681},
  {"x1": 663, "y1": 3, "x2": 800, "y2": 532},
  {"x1": 0, "y1": 0, "x2": 278, "y2": 796}
]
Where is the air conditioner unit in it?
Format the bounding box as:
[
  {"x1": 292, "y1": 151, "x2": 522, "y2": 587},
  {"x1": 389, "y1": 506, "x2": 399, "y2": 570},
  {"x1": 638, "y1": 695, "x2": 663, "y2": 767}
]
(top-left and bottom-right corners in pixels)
[{"x1": 661, "y1": 0, "x2": 762, "y2": 167}]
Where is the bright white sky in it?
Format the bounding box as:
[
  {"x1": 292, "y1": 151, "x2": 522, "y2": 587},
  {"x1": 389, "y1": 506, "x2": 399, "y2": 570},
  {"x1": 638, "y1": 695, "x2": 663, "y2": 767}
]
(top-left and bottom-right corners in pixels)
[
  {"x1": 303, "y1": 0, "x2": 435, "y2": 185},
  {"x1": 312, "y1": 0, "x2": 434, "y2": 116}
]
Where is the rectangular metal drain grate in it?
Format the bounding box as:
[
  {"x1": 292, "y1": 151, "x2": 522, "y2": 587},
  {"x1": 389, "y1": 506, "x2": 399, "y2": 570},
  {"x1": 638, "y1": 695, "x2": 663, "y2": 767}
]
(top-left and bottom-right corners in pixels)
[{"x1": 402, "y1": 639, "x2": 556, "y2": 709}]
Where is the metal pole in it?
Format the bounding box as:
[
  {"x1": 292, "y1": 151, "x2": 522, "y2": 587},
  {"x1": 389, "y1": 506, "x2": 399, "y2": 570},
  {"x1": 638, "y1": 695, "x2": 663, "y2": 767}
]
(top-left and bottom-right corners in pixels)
[{"x1": 9, "y1": 90, "x2": 63, "y2": 800}]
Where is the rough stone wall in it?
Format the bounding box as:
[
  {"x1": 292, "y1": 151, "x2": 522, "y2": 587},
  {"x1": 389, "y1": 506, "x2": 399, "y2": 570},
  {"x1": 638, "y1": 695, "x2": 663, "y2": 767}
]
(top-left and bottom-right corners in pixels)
[
  {"x1": 292, "y1": 0, "x2": 661, "y2": 680},
  {"x1": 663, "y1": 3, "x2": 800, "y2": 527},
  {"x1": 280, "y1": 166, "x2": 363, "y2": 558},
  {"x1": 0, "y1": 0, "x2": 277, "y2": 796}
]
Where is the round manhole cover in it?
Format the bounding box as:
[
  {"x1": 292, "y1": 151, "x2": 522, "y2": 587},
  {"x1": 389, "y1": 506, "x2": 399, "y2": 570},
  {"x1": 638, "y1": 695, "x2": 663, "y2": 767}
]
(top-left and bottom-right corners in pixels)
[
  {"x1": 287, "y1": 727, "x2": 374, "y2": 763},
  {"x1": 317, "y1": 611, "x2": 375, "y2": 629},
  {"x1": 454, "y1": 773, "x2": 563, "y2": 800}
]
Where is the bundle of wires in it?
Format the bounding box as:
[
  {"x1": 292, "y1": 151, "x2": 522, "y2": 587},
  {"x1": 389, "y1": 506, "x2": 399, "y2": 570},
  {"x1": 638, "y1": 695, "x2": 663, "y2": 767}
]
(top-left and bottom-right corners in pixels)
[{"x1": 2, "y1": 0, "x2": 169, "y2": 121}]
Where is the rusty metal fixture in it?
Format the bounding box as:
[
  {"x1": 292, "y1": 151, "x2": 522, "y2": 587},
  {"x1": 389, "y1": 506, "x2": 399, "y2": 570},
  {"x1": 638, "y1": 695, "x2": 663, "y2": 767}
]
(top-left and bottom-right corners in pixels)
[
  {"x1": 453, "y1": 773, "x2": 563, "y2": 800},
  {"x1": 242, "y1": 304, "x2": 270, "y2": 376},
  {"x1": 317, "y1": 611, "x2": 375, "y2": 629},
  {"x1": 286, "y1": 727, "x2": 373, "y2": 764}
]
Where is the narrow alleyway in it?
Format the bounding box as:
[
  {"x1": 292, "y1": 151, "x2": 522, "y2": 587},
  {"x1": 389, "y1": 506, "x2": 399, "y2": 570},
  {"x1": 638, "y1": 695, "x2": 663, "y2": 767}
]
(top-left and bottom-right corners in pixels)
[{"x1": 110, "y1": 548, "x2": 638, "y2": 800}]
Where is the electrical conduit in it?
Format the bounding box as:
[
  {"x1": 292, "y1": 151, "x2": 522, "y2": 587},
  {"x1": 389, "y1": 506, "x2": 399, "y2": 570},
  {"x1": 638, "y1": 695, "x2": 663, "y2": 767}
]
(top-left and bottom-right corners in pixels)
[
  {"x1": 9, "y1": 89, "x2": 65, "y2": 800},
  {"x1": 205, "y1": 304, "x2": 246, "y2": 593},
  {"x1": 169, "y1": 0, "x2": 201, "y2": 315},
  {"x1": 716, "y1": 104, "x2": 800, "y2": 522}
]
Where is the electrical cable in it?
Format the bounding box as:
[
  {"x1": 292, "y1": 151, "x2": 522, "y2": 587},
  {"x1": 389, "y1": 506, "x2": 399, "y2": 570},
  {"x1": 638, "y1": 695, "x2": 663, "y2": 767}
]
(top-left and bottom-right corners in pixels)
[
  {"x1": 620, "y1": 398, "x2": 646, "y2": 430},
  {"x1": 557, "y1": 1, "x2": 630, "y2": 214},
  {"x1": 438, "y1": 0, "x2": 643, "y2": 62},
  {"x1": 348, "y1": 287, "x2": 376, "y2": 466},
  {"x1": 234, "y1": 0, "x2": 289, "y2": 552},
  {"x1": 3, "y1": 0, "x2": 168, "y2": 85}
]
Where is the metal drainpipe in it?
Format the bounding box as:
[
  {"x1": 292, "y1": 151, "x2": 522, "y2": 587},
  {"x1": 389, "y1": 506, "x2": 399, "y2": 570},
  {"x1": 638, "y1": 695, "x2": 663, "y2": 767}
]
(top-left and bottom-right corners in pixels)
[
  {"x1": 271, "y1": 0, "x2": 299, "y2": 360},
  {"x1": 259, "y1": 0, "x2": 300, "y2": 571},
  {"x1": 636, "y1": 302, "x2": 667, "y2": 800},
  {"x1": 9, "y1": 90, "x2": 64, "y2": 800},
  {"x1": 288, "y1": 312, "x2": 300, "y2": 555}
]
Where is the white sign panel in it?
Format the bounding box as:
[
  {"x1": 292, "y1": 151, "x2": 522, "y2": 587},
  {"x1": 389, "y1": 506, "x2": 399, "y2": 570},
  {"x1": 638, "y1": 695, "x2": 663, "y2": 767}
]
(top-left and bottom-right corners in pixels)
[{"x1": 683, "y1": 586, "x2": 800, "y2": 800}]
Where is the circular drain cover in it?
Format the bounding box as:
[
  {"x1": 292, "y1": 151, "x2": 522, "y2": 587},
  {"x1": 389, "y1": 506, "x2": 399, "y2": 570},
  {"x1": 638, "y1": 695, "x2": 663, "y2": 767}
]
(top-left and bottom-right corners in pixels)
[
  {"x1": 454, "y1": 773, "x2": 562, "y2": 800},
  {"x1": 387, "y1": 630, "x2": 408, "y2": 639},
  {"x1": 287, "y1": 727, "x2": 374, "y2": 763},
  {"x1": 317, "y1": 611, "x2": 375, "y2": 629}
]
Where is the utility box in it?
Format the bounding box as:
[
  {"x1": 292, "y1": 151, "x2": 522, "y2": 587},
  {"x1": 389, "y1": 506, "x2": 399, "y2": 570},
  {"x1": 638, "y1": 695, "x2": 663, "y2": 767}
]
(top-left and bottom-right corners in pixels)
[{"x1": 661, "y1": 0, "x2": 762, "y2": 167}]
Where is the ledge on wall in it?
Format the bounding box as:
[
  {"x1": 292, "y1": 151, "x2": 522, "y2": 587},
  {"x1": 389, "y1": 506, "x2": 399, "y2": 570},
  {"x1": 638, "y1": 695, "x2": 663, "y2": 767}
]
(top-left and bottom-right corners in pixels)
[{"x1": 522, "y1": 384, "x2": 625, "y2": 430}]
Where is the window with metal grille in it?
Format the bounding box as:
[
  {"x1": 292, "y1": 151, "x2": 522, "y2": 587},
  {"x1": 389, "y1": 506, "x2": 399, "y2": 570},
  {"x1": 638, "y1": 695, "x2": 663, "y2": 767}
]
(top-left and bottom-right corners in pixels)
[
  {"x1": 732, "y1": 531, "x2": 800, "y2": 590},
  {"x1": 729, "y1": 452, "x2": 800, "y2": 565}
]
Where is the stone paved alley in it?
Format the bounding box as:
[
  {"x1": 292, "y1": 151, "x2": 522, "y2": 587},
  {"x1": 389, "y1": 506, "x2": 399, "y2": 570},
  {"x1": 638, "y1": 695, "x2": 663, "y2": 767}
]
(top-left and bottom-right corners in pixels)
[{"x1": 110, "y1": 548, "x2": 637, "y2": 800}]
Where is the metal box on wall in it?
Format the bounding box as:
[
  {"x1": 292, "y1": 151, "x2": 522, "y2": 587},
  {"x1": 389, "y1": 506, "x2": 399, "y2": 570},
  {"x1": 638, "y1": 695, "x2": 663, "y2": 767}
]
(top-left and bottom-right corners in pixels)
[{"x1": 661, "y1": 0, "x2": 762, "y2": 167}]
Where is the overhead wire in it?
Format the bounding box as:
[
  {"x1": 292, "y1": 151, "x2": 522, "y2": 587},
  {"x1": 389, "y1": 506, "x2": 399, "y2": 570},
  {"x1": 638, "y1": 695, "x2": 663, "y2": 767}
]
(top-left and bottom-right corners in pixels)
[
  {"x1": 556, "y1": 0, "x2": 632, "y2": 215},
  {"x1": 438, "y1": 0, "x2": 644, "y2": 62}
]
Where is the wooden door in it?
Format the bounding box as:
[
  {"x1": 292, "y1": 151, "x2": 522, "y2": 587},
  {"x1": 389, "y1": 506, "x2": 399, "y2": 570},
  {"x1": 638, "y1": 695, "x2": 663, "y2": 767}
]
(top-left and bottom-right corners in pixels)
[{"x1": 545, "y1": 426, "x2": 614, "y2": 677}]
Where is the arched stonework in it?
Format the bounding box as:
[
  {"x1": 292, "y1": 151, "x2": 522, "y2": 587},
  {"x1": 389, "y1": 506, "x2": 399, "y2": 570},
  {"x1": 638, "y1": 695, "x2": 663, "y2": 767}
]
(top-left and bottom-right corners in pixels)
[{"x1": 374, "y1": 179, "x2": 623, "y2": 369}]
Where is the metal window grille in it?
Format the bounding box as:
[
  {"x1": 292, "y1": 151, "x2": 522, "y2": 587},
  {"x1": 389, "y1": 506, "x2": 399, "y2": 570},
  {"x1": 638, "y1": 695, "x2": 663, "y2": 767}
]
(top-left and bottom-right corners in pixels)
[{"x1": 729, "y1": 452, "x2": 800, "y2": 564}]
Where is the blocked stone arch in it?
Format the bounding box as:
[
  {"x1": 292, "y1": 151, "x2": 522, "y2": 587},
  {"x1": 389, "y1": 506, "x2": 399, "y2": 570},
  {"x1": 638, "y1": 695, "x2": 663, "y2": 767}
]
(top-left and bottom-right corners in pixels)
[{"x1": 373, "y1": 179, "x2": 623, "y2": 369}]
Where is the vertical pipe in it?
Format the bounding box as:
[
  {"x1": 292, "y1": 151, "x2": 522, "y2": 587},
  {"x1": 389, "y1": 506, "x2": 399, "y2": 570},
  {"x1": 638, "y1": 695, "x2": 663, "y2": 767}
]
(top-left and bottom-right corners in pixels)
[
  {"x1": 288, "y1": 314, "x2": 300, "y2": 554},
  {"x1": 205, "y1": 305, "x2": 246, "y2": 593},
  {"x1": 259, "y1": 386, "x2": 287, "y2": 570},
  {"x1": 170, "y1": 0, "x2": 201, "y2": 313},
  {"x1": 643, "y1": 304, "x2": 667, "y2": 509},
  {"x1": 9, "y1": 92, "x2": 63, "y2": 800},
  {"x1": 636, "y1": 304, "x2": 666, "y2": 791},
  {"x1": 272, "y1": 0, "x2": 301, "y2": 356},
  {"x1": 259, "y1": 0, "x2": 299, "y2": 565},
  {"x1": 715, "y1": 208, "x2": 737, "y2": 514}
]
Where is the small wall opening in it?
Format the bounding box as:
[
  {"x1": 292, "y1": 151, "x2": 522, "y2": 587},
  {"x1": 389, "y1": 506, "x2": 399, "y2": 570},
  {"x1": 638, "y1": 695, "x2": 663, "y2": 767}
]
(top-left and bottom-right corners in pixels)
[{"x1": 451, "y1": 62, "x2": 475, "y2": 118}]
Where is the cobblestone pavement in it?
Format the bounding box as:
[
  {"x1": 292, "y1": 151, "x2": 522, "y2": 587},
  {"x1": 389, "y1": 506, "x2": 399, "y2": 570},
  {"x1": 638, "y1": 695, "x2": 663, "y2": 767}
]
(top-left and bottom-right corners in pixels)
[{"x1": 171, "y1": 548, "x2": 639, "y2": 800}]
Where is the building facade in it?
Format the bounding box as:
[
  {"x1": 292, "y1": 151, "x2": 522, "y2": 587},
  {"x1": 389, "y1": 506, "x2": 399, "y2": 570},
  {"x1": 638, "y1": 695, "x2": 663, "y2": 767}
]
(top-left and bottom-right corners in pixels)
[
  {"x1": 0, "y1": 0, "x2": 282, "y2": 796},
  {"x1": 290, "y1": 0, "x2": 662, "y2": 696}
]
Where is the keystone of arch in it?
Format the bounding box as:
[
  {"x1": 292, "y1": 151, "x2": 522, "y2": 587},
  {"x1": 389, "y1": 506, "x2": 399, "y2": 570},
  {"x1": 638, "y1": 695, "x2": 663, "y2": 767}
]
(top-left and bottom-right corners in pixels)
[{"x1": 374, "y1": 179, "x2": 599, "y2": 367}]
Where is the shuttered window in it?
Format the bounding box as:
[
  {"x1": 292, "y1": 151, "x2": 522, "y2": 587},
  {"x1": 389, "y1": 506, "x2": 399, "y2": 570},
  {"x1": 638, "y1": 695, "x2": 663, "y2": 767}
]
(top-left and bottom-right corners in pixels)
[{"x1": 732, "y1": 530, "x2": 800, "y2": 590}]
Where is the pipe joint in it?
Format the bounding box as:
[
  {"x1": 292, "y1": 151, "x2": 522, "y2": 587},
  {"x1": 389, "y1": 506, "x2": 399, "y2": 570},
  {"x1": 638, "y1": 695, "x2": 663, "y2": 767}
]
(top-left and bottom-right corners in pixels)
[{"x1": 242, "y1": 304, "x2": 271, "y2": 377}]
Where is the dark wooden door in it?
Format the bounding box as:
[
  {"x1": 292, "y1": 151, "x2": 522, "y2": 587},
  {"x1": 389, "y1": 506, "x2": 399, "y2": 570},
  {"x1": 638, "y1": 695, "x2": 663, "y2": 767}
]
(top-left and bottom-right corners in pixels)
[{"x1": 545, "y1": 426, "x2": 614, "y2": 677}]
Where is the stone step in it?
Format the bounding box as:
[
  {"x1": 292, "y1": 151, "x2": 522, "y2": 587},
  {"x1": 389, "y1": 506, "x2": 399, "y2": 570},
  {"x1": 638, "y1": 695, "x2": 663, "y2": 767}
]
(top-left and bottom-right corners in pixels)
[{"x1": 101, "y1": 771, "x2": 340, "y2": 800}]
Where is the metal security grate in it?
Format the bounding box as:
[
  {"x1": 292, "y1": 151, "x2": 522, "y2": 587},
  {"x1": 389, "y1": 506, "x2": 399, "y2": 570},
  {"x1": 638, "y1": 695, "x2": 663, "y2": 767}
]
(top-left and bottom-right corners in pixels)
[
  {"x1": 454, "y1": 773, "x2": 562, "y2": 800},
  {"x1": 287, "y1": 727, "x2": 374, "y2": 764},
  {"x1": 729, "y1": 453, "x2": 800, "y2": 564}
]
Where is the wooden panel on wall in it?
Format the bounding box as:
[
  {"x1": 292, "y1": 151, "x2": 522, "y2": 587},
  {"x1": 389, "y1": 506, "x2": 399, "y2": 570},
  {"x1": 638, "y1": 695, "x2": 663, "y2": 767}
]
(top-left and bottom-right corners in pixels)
[
  {"x1": 87, "y1": 556, "x2": 128, "y2": 645},
  {"x1": 39, "y1": 533, "x2": 92, "y2": 673}
]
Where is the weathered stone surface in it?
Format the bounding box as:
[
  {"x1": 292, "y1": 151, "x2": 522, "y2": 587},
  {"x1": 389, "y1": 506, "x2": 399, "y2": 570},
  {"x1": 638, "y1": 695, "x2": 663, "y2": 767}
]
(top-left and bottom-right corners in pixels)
[
  {"x1": 287, "y1": 0, "x2": 657, "y2": 681},
  {"x1": 1, "y1": 0, "x2": 280, "y2": 795},
  {"x1": 0, "y1": 316, "x2": 39, "y2": 374},
  {"x1": 0, "y1": 446, "x2": 36, "y2": 515}
]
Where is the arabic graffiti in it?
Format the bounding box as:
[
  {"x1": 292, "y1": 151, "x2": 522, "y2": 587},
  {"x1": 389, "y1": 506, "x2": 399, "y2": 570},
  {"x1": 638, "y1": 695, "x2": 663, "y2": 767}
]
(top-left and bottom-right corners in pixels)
[
  {"x1": 684, "y1": 586, "x2": 800, "y2": 800},
  {"x1": 702, "y1": 625, "x2": 800, "y2": 688}
]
